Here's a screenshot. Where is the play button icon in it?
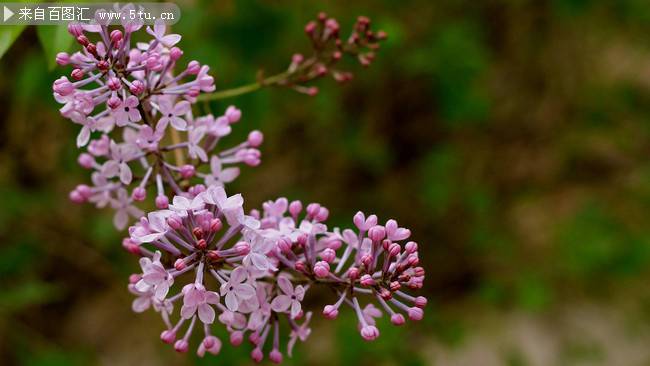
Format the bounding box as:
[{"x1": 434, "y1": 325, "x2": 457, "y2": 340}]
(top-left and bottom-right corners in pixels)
[{"x1": 3, "y1": 6, "x2": 14, "y2": 22}]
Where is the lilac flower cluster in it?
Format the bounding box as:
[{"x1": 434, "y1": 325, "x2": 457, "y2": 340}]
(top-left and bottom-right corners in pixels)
[
  {"x1": 125, "y1": 189, "x2": 425, "y2": 362},
  {"x1": 53, "y1": 5, "x2": 421, "y2": 363},
  {"x1": 54, "y1": 6, "x2": 262, "y2": 229}
]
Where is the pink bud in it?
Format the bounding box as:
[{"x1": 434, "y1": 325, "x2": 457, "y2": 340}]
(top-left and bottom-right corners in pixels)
[
  {"x1": 413, "y1": 267, "x2": 425, "y2": 277},
  {"x1": 169, "y1": 47, "x2": 183, "y2": 61},
  {"x1": 391, "y1": 313, "x2": 406, "y2": 326},
  {"x1": 107, "y1": 77, "x2": 121, "y2": 91},
  {"x1": 294, "y1": 261, "x2": 306, "y2": 272},
  {"x1": 249, "y1": 332, "x2": 260, "y2": 345},
  {"x1": 225, "y1": 106, "x2": 242, "y2": 123},
  {"x1": 320, "y1": 248, "x2": 336, "y2": 263},
  {"x1": 360, "y1": 274, "x2": 375, "y2": 286},
  {"x1": 210, "y1": 218, "x2": 223, "y2": 232},
  {"x1": 206, "y1": 250, "x2": 220, "y2": 261},
  {"x1": 291, "y1": 53, "x2": 304, "y2": 64},
  {"x1": 76, "y1": 35, "x2": 89, "y2": 46},
  {"x1": 315, "y1": 207, "x2": 329, "y2": 222},
  {"x1": 269, "y1": 349, "x2": 283, "y2": 364},
  {"x1": 234, "y1": 241, "x2": 250, "y2": 255},
  {"x1": 347, "y1": 267, "x2": 360, "y2": 280},
  {"x1": 289, "y1": 200, "x2": 303, "y2": 217},
  {"x1": 313, "y1": 261, "x2": 330, "y2": 278},
  {"x1": 390, "y1": 281, "x2": 401, "y2": 292},
  {"x1": 368, "y1": 225, "x2": 386, "y2": 242},
  {"x1": 68, "y1": 23, "x2": 84, "y2": 37},
  {"x1": 277, "y1": 237, "x2": 292, "y2": 253},
  {"x1": 76, "y1": 184, "x2": 92, "y2": 199},
  {"x1": 415, "y1": 296, "x2": 427, "y2": 308},
  {"x1": 388, "y1": 243, "x2": 401, "y2": 257},
  {"x1": 251, "y1": 348, "x2": 263, "y2": 363},
  {"x1": 247, "y1": 130, "x2": 264, "y2": 147},
  {"x1": 128, "y1": 274, "x2": 141, "y2": 283},
  {"x1": 405, "y1": 241, "x2": 418, "y2": 253},
  {"x1": 155, "y1": 195, "x2": 169, "y2": 209},
  {"x1": 195, "y1": 239, "x2": 207, "y2": 250},
  {"x1": 360, "y1": 325, "x2": 379, "y2": 341},
  {"x1": 56, "y1": 52, "x2": 70, "y2": 66},
  {"x1": 129, "y1": 80, "x2": 145, "y2": 95},
  {"x1": 186, "y1": 60, "x2": 201, "y2": 74},
  {"x1": 71, "y1": 68, "x2": 84, "y2": 80},
  {"x1": 407, "y1": 254, "x2": 419, "y2": 266},
  {"x1": 360, "y1": 254, "x2": 372, "y2": 267},
  {"x1": 174, "y1": 339, "x2": 189, "y2": 353},
  {"x1": 77, "y1": 153, "x2": 94, "y2": 169},
  {"x1": 97, "y1": 60, "x2": 109, "y2": 71},
  {"x1": 306, "y1": 203, "x2": 321, "y2": 218},
  {"x1": 325, "y1": 18, "x2": 340, "y2": 32},
  {"x1": 179, "y1": 164, "x2": 195, "y2": 179},
  {"x1": 174, "y1": 258, "x2": 186, "y2": 271},
  {"x1": 107, "y1": 95, "x2": 121, "y2": 109},
  {"x1": 160, "y1": 330, "x2": 176, "y2": 344},
  {"x1": 379, "y1": 288, "x2": 392, "y2": 300},
  {"x1": 304, "y1": 21, "x2": 317, "y2": 34},
  {"x1": 322, "y1": 305, "x2": 339, "y2": 319},
  {"x1": 353, "y1": 211, "x2": 366, "y2": 230},
  {"x1": 230, "y1": 331, "x2": 243, "y2": 346},
  {"x1": 307, "y1": 86, "x2": 319, "y2": 96},
  {"x1": 167, "y1": 214, "x2": 183, "y2": 230},
  {"x1": 408, "y1": 307, "x2": 424, "y2": 321},
  {"x1": 327, "y1": 239, "x2": 342, "y2": 250},
  {"x1": 110, "y1": 29, "x2": 123, "y2": 44},
  {"x1": 131, "y1": 187, "x2": 146, "y2": 201}
]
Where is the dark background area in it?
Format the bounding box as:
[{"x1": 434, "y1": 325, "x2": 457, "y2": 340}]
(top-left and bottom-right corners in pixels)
[{"x1": 3, "y1": 0, "x2": 650, "y2": 365}]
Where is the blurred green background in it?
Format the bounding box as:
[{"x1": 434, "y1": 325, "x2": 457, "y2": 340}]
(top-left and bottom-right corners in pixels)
[{"x1": 4, "y1": 0, "x2": 650, "y2": 365}]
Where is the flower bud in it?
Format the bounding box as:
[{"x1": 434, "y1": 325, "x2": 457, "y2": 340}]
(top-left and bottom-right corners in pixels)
[
  {"x1": 68, "y1": 23, "x2": 83, "y2": 37},
  {"x1": 174, "y1": 258, "x2": 186, "y2": 271},
  {"x1": 160, "y1": 330, "x2": 176, "y2": 344},
  {"x1": 320, "y1": 248, "x2": 336, "y2": 263},
  {"x1": 230, "y1": 331, "x2": 243, "y2": 346},
  {"x1": 294, "y1": 261, "x2": 306, "y2": 272},
  {"x1": 291, "y1": 53, "x2": 304, "y2": 64},
  {"x1": 77, "y1": 153, "x2": 94, "y2": 169},
  {"x1": 234, "y1": 241, "x2": 250, "y2": 255},
  {"x1": 360, "y1": 254, "x2": 372, "y2": 267},
  {"x1": 71, "y1": 68, "x2": 84, "y2": 80},
  {"x1": 186, "y1": 60, "x2": 201, "y2": 74},
  {"x1": 391, "y1": 313, "x2": 406, "y2": 326},
  {"x1": 415, "y1": 296, "x2": 427, "y2": 308},
  {"x1": 174, "y1": 339, "x2": 189, "y2": 353},
  {"x1": 360, "y1": 274, "x2": 375, "y2": 286},
  {"x1": 247, "y1": 130, "x2": 264, "y2": 147},
  {"x1": 313, "y1": 261, "x2": 330, "y2": 278},
  {"x1": 368, "y1": 225, "x2": 386, "y2": 242},
  {"x1": 347, "y1": 267, "x2": 360, "y2": 280},
  {"x1": 315, "y1": 207, "x2": 329, "y2": 222},
  {"x1": 269, "y1": 349, "x2": 283, "y2": 364},
  {"x1": 210, "y1": 218, "x2": 223, "y2": 232},
  {"x1": 407, "y1": 307, "x2": 424, "y2": 321},
  {"x1": 225, "y1": 106, "x2": 242, "y2": 123},
  {"x1": 379, "y1": 288, "x2": 392, "y2": 300},
  {"x1": 195, "y1": 239, "x2": 207, "y2": 250},
  {"x1": 76, "y1": 35, "x2": 89, "y2": 46},
  {"x1": 97, "y1": 60, "x2": 109, "y2": 71},
  {"x1": 390, "y1": 281, "x2": 401, "y2": 292},
  {"x1": 277, "y1": 237, "x2": 292, "y2": 253},
  {"x1": 251, "y1": 348, "x2": 263, "y2": 363},
  {"x1": 107, "y1": 77, "x2": 121, "y2": 91},
  {"x1": 155, "y1": 195, "x2": 169, "y2": 209},
  {"x1": 107, "y1": 95, "x2": 122, "y2": 109},
  {"x1": 322, "y1": 305, "x2": 339, "y2": 319},
  {"x1": 179, "y1": 164, "x2": 195, "y2": 179},
  {"x1": 169, "y1": 47, "x2": 183, "y2": 61},
  {"x1": 56, "y1": 52, "x2": 70, "y2": 66},
  {"x1": 129, "y1": 80, "x2": 145, "y2": 95},
  {"x1": 131, "y1": 187, "x2": 146, "y2": 201},
  {"x1": 360, "y1": 325, "x2": 379, "y2": 341},
  {"x1": 405, "y1": 241, "x2": 418, "y2": 253},
  {"x1": 206, "y1": 250, "x2": 220, "y2": 261},
  {"x1": 306, "y1": 203, "x2": 321, "y2": 218},
  {"x1": 289, "y1": 200, "x2": 302, "y2": 217},
  {"x1": 110, "y1": 29, "x2": 123, "y2": 44},
  {"x1": 388, "y1": 243, "x2": 401, "y2": 257},
  {"x1": 167, "y1": 214, "x2": 183, "y2": 230}
]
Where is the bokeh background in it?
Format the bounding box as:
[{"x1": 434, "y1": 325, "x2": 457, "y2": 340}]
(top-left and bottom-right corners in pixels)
[{"x1": 4, "y1": 0, "x2": 650, "y2": 365}]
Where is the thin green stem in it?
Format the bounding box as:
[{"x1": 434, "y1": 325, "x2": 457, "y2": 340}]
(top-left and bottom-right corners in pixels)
[{"x1": 197, "y1": 71, "x2": 289, "y2": 101}]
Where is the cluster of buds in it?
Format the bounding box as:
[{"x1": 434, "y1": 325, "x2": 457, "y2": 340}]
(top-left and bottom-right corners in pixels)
[
  {"x1": 125, "y1": 189, "x2": 425, "y2": 362},
  {"x1": 53, "y1": 4, "x2": 420, "y2": 364},
  {"x1": 55, "y1": 4, "x2": 263, "y2": 229},
  {"x1": 271, "y1": 13, "x2": 387, "y2": 96}
]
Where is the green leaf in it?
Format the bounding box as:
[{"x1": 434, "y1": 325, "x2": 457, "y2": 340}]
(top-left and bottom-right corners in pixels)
[
  {"x1": 0, "y1": 25, "x2": 26, "y2": 60},
  {"x1": 37, "y1": 24, "x2": 74, "y2": 69}
]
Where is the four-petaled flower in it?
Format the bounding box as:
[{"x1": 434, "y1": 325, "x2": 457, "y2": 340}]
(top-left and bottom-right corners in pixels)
[
  {"x1": 271, "y1": 275, "x2": 305, "y2": 319},
  {"x1": 220, "y1": 267, "x2": 255, "y2": 312},
  {"x1": 180, "y1": 283, "x2": 220, "y2": 324}
]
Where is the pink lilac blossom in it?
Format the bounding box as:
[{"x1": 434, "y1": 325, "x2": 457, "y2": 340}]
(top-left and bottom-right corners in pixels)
[
  {"x1": 54, "y1": 5, "x2": 418, "y2": 363},
  {"x1": 55, "y1": 10, "x2": 263, "y2": 230}
]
